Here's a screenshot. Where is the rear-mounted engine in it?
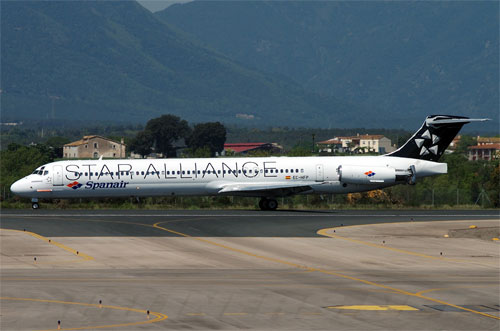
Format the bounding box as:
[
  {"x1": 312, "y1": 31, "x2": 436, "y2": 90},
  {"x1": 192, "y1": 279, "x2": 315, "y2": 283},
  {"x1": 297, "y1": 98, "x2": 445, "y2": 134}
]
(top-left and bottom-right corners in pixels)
[{"x1": 337, "y1": 165, "x2": 416, "y2": 185}]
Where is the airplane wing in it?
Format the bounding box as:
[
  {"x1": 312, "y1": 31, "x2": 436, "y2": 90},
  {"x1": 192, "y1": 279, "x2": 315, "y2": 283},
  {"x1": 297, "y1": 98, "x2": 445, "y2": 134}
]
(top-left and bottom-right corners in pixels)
[{"x1": 216, "y1": 181, "x2": 314, "y2": 197}]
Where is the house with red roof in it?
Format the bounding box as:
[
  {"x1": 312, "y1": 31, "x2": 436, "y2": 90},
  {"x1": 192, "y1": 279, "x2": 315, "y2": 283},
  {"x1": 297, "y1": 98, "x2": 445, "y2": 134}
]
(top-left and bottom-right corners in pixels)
[
  {"x1": 223, "y1": 143, "x2": 283, "y2": 155},
  {"x1": 468, "y1": 143, "x2": 500, "y2": 161}
]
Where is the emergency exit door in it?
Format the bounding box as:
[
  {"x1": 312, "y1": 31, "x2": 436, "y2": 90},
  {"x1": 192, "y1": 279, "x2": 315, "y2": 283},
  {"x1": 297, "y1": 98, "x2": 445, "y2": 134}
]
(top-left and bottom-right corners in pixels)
[
  {"x1": 53, "y1": 165, "x2": 63, "y2": 186},
  {"x1": 316, "y1": 164, "x2": 324, "y2": 182}
]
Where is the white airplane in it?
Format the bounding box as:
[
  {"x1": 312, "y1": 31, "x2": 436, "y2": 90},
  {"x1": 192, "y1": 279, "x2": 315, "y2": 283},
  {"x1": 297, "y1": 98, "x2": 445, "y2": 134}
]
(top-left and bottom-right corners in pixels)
[{"x1": 11, "y1": 115, "x2": 488, "y2": 210}]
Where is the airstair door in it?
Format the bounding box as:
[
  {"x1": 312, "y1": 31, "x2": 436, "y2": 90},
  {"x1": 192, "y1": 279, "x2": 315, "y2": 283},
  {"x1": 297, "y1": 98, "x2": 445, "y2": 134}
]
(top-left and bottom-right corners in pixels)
[
  {"x1": 316, "y1": 164, "x2": 324, "y2": 182},
  {"x1": 53, "y1": 165, "x2": 63, "y2": 186}
]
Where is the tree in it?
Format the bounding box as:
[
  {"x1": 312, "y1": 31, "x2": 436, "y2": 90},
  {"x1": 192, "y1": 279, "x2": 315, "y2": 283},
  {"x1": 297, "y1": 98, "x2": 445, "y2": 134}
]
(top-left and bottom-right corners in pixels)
[
  {"x1": 145, "y1": 115, "x2": 191, "y2": 157},
  {"x1": 186, "y1": 122, "x2": 226, "y2": 157},
  {"x1": 1, "y1": 144, "x2": 55, "y2": 195},
  {"x1": 45, "y1": 136, "x2": 70, "y2": 158},
  {"x1": 129, "y1": 131, "x2": 153, "y2": 158},
  {"x1": 455, "y1": 135, "x2": 477, "y2": 155}
]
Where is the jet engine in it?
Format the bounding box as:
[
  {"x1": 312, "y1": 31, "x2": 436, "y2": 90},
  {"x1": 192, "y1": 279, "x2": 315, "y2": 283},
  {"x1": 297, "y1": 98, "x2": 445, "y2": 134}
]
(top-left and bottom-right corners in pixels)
[{"x1": 337, "y1": 165, "x2": 416, "y2": 185}]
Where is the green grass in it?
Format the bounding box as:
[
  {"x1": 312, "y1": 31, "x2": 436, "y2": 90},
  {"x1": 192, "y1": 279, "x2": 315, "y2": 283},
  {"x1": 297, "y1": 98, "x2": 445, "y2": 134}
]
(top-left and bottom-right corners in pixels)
[{"x1": 1, "y1": 197, "x2": 489, "y2": 211}]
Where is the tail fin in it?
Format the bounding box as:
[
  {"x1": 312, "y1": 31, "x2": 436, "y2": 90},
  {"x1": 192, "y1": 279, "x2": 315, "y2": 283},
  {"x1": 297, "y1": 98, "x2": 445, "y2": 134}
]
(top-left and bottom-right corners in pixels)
[{"x1": 386, "y1": 115, "x2": 489, "y2": 161}]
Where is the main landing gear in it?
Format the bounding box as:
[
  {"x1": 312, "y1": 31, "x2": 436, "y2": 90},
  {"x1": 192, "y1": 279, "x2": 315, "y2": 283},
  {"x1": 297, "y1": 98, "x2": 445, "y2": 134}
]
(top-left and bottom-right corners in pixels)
[
  {"x1": 259, "y1": 198, "x2": 278, "y2": 211},
  {"x1": 31, "y1": 198, "x2": 39, "y2": 210}
]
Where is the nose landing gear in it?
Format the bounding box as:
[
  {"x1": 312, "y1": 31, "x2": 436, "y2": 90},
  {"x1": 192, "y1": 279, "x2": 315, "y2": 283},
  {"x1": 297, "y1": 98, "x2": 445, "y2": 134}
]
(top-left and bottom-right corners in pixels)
[
  {"x1": 259, "y1": 198, "x2": 278, "y2": 211},
  {"x1": 31, "y1": 198, "x2": 39, "y2": 210}
]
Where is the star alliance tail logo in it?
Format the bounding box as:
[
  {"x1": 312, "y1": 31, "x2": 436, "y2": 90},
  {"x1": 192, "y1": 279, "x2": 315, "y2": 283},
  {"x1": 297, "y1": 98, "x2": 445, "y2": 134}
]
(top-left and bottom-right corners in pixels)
[
  {"x1": 67, "y1": 181, "x2": 83, "y2": 190},
  {"x1": 364, "y1": 171, "x2": 376, "y2": 177}
]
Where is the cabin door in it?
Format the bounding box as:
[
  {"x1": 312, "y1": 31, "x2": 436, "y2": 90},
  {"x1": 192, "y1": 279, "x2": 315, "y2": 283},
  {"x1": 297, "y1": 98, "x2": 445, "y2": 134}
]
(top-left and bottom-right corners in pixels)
[
  {"x1": 53, "y1": 165, "x2": 63, "y2": 186},
  {"x1": 315, "y1": 164, "x2": 324, "y2": 182}
]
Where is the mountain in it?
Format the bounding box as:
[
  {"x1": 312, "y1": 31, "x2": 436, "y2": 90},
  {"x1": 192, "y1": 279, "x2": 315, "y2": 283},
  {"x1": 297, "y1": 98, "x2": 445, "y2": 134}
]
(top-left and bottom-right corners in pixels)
[
  {"x1": 1, "y1": 1, "x2": 368, "y2": 128},
  {"x1": 158, "y1": 1, "x2": 499, "y2": 129}
]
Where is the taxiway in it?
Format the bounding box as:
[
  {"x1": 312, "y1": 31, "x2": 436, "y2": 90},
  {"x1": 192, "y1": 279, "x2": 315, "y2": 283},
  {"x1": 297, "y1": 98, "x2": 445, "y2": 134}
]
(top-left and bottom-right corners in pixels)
[{"x1": 1, "y1": 210, "x2": 499, "y2": 330}]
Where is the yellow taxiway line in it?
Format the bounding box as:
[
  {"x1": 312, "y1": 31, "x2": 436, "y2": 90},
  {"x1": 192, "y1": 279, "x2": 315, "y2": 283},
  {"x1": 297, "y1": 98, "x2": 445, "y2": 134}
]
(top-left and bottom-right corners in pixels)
[
  {"x1": 327, "y1": 305, "x2": 419, "y2": 311},
  {"x1": 316, "y1": 219, "x2": 499, "y2": 265},
  {"x1": 0, "y1": 297, "x2": 167, "y2": 331},
  {"x1": 152, "y1": 221, "x2": 500, "y2": 321},
  {"x1": 316, "y1": 227, "x2": 461, "y2": 262},
  {"x1": 0, "y1": 228, "x2": 93, "y2": 261}
]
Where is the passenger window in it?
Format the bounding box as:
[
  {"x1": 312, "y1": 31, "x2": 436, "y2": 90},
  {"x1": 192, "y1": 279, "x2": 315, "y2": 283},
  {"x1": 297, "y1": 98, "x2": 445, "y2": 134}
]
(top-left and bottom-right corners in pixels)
[
  {"x1": 290, "y1": 169, "x2": 294, "y2": 173},
  {"x1": 286, "y1": 169, "x2": 289, "y2": 173},
  {"x1": 238, "y1": 170, "x2": 241, "y2": 174},
  {"x1": 136, "y1": 171, "x2": 139, "y2": 175},
  {"x1": 296, "y1": 169, "x2": 299, "y2": 173},
  {"x1": 85, "y1": 172, "x2": 88, "y2": 176},
  {"x1": 218, "y1": 170, "x2": 221, "y2": 174},
  {"x1": 187, "y1": 171, "x2": 191, "y2": 174},
  {"x1": 265, "y1": 170, "x2": 268, "y2": 173},
  {"x1": 141, "y1": 171, "x2": 144, "y2": 175},
  {"x1": 177, "y1": 171, "x2": 180, "y2": 175}
]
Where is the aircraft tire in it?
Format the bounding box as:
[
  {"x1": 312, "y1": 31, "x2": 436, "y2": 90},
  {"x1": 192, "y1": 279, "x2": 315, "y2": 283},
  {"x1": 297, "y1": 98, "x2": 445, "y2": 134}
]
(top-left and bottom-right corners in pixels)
[
  {"x1": 259, "y1": 198, "x2": 268, "y2": 211},
  {"x1": 266, "y1": 199, "x2": 278, "y2": 211},
  {"x1": 32, "y1": 202, "x2": 40, "y2": 210}
]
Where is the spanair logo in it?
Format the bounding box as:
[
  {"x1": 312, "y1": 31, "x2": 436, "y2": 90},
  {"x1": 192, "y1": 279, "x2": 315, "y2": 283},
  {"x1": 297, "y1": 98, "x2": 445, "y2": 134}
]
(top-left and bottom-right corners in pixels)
[
  {"x1": 364, "y1": 171, "x2": 376, "y2": 177},
  {"x1": 67, "y1": 181, "x2": 83, "y2": 190}
]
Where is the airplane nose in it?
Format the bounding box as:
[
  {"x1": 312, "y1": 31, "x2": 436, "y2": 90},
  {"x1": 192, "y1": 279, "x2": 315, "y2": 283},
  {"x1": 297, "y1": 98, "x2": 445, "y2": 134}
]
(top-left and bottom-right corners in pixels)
[
  {"x1": 10, "y1": 179, "x2": 29, "y2": 197},
  {"x1": 10, "y1": 180, "x2": 21, "y2": 194}
]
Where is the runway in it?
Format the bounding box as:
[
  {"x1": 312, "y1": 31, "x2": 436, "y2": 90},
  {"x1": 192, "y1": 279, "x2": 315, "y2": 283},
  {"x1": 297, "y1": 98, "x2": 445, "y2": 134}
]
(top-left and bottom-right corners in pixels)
[{"x1": 1, "y1": 210, "x2": 499, "y2": 330}]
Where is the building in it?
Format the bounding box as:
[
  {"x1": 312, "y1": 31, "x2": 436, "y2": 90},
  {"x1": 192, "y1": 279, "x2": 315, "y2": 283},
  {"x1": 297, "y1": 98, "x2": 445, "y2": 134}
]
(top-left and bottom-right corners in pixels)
[
  {"x1": 223, "y1": 143, "x2": 283, "y2": 155},
  {"x1": 357, "y1": 134, "x2": 395, "y2": 154},
  {"x1": 467, "y1": 143, "x2": 500, "y2": 161},
  {"x1": 317, "y1": 134, "x2": 395, "y2": 154},
  {"x1": 63, "y1": 135, "x2": 126, "y2": 159},
  {"x1": 446, "y1": 135, "x2": 461, "y2": 153},
  {"x1": 477, "y1": 136, "x2": 500, "y2": 146},
  {"x1": 317, "y1": 138, "x2": 344, "y2": 153}
]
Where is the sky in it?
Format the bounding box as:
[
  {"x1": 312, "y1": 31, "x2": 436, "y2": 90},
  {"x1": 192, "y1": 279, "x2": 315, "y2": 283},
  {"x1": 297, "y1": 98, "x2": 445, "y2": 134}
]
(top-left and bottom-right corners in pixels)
[{"x1": 137, "y1": 0, "x2": 191, "y2": 12}]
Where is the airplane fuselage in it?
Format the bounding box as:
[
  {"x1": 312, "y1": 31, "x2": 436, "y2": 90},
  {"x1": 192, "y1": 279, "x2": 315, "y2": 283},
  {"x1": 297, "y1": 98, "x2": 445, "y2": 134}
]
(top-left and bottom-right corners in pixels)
[{"x1": 12, "y1": 155, "x2": 446, "y2": 199}]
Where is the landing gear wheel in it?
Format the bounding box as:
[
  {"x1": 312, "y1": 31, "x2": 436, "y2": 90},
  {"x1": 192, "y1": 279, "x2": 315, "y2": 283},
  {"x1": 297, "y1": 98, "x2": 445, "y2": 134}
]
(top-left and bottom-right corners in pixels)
[
  {"x1": 258, "y1": 199, "x2": 266, "y2": 210},
  {"x1": 32, "y1": 202, "x2": 40, "y2": 209},
  {"x1": 266, "y1": 199, "x2": 278, "y2": 211},
  {"x1": 259, "y1": 198, "x2": 278, "y2": 211}
]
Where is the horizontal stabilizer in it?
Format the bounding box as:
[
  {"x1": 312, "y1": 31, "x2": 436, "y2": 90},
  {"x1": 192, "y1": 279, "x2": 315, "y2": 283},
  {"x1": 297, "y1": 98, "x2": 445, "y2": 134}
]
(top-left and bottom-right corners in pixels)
[{"x1": 386, "y1": 115, "x2": 490, "y2": 161}]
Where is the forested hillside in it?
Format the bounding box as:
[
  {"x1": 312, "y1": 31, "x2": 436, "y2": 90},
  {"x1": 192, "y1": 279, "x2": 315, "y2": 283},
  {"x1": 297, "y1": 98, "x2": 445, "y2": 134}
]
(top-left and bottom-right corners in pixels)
[
  {"x1": 159, "y1": 1, "x2": 499, "y2": 129},
  {"x1": 1, "y1": 1, "x2": 366, "y2": 127}
]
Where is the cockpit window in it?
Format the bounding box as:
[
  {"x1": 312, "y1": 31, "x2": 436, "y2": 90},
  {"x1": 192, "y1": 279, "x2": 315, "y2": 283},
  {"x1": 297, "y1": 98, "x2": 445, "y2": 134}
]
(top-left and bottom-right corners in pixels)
[{"x1": 32, "y1": 167, "x2": 48, "y2": 175}]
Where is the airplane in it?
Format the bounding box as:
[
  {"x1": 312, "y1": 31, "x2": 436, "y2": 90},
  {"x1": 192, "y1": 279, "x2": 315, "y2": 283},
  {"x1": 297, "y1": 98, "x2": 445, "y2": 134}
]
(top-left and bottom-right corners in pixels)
[{"x1": 10, "y1": 115, "x2": 488, "y2": 210}]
